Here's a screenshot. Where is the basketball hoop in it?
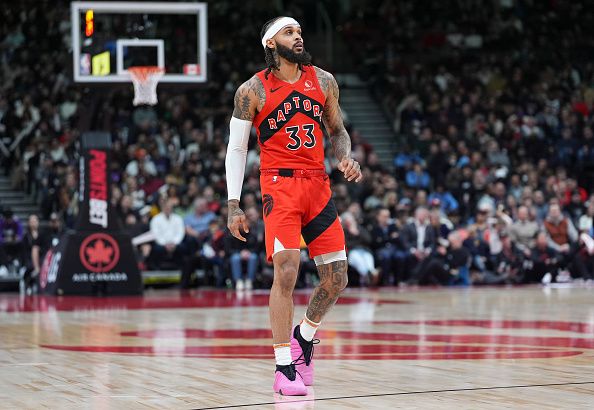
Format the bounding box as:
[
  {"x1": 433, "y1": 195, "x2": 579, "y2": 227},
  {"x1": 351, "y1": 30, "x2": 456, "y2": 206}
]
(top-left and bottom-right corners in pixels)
[{"x1": 128, "y1": 66, "x2": 165, "y2": 106}]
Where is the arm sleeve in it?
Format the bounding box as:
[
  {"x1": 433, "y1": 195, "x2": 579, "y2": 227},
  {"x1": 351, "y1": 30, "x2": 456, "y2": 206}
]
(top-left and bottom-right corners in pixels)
[{"x1": 225, "y1": 117, "x2": 252, "y2": 201}]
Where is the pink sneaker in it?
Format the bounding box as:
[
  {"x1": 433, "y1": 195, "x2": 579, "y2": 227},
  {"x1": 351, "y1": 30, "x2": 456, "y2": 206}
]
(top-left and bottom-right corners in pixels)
[
  {"x1": 291, "y1": 325, "x2": 319, "y2": 386},
  {"x1": 273, "y1": 364, "x2": 307, "y2": 396}
]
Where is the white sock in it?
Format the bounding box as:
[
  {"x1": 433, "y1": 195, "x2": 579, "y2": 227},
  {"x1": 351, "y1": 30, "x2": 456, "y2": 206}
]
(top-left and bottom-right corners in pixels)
[
  {"x1": 273, "y1": 343, "x2": 292, "y2": 365},
  {"x1": 299, "y1": 316, "x2": 320, "y2": 342}
]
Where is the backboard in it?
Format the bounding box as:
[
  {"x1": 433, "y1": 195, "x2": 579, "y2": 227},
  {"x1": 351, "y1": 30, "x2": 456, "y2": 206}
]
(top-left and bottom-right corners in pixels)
[{"x1": 71, "y1": 1, "x2": 207, "y2": 83}]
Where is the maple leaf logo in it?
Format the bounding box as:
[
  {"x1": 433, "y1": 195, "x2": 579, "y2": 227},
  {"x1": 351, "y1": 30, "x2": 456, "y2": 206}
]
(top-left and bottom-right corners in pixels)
[
  {"x1": 79, "y1": 233, "x2": 120, "y2": 273},
  {"x1": 85, "y1": 239, "x2": 114, "y2": 265}
]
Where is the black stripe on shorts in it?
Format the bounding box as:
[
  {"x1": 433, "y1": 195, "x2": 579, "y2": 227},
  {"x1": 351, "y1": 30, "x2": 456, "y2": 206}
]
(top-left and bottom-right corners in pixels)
[{"x1": 302, "y1": 198, "x2": 338, "y2": 244}]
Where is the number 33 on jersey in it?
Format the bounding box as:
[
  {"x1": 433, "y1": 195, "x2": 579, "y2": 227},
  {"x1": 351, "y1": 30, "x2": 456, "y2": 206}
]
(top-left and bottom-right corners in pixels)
[{"x1": 253, "y1": 65, "x2": 326, "y2": 170}]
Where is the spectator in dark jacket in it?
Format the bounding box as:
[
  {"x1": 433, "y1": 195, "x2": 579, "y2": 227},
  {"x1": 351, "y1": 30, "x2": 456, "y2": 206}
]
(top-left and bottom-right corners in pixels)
[
  {"x1": 370, "y1": 208, "x2": 406, "y2": 285},
  {"x1": 401, "y1": 207, "x2": 437, "y2": 281},
  {"x1": 526, "y1": 232, "x2": 559, "y2": 284},
  {"x1": 409, "y1": 231, "x2": 471, "y2": 286},
  {"x1": 476, "y1": 230, "x2": 525, "y2": 284}
]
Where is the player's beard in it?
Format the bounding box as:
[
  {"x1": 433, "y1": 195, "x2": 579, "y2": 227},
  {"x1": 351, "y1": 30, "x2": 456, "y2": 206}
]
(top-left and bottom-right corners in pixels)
[{"x1": 275, "y1": 43, "x2": 312, "y2": 65}]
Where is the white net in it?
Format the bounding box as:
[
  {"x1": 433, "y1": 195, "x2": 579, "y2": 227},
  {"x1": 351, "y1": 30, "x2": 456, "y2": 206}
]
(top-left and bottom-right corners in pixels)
[{"x1": 128, "y1": 66, "x2": 165, "y2": 106}]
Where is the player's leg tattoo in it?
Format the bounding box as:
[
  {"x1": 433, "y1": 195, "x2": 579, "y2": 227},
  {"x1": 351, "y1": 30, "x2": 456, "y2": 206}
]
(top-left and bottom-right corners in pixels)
[
  {"x1": 270, "y1": 251, "x2": 300, "y2": 344},
  {"x1": 306, "y1": 260, "x2": 348, "y2": 322}
]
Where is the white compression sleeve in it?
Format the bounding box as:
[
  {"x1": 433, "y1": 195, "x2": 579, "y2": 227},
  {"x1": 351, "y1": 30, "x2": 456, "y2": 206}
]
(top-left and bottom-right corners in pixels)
[{"x1": 225, "y1": 117, "x2": 252, "y2": 201}]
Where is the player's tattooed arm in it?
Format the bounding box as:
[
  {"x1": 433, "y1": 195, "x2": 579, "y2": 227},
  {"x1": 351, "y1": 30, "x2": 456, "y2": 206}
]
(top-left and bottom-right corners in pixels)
[
  {"x1": 232, "y1": 76, "x2": 266, "y2": 120},
  {"x1": 317, "y1": 68, "x2": 350, "y2": 161},
  {"x1": 306, "y1": 260, "x2": 348, "y2": 322},
  {"x1": 316, "y1": 67, "x2": 363, "y2": 182}
]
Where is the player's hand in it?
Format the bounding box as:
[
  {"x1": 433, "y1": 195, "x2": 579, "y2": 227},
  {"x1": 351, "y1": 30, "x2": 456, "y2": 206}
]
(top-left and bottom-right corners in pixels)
[
  {"x1": 227, "y1": 200, "x2": 249, "y2": 242},
  {"x1": 338, "y1": 157, "x2": 363, "y2": 182}
]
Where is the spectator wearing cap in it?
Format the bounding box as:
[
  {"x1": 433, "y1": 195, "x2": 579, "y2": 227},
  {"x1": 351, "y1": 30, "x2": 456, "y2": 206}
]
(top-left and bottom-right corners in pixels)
[
  {"x1": 126, "y1": 148, "x2": 157, "y2": 177},
  {"x1": 427, "y1": 184, "x2": 459, "y2": 215}
]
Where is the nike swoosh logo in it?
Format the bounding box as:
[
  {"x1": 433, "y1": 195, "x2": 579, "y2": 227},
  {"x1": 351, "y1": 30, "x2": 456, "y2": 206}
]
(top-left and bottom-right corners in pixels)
[{"x1": 270, "y1": 86, "x2": 283, "y2": 93}]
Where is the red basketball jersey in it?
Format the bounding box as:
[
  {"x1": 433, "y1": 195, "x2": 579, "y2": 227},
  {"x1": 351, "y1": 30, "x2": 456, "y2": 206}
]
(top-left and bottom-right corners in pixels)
[{"x1": 253, "y1": 65, "x2": 326, "y2": 170}]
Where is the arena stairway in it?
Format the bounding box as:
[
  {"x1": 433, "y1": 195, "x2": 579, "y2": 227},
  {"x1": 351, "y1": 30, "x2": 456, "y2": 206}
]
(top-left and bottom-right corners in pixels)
[
  {"x1": 338, "y1": 76, "x2": 396, "y2": 168},
  {"x1": 0, "y1": 176, "x2": 38, "y2": 221}
]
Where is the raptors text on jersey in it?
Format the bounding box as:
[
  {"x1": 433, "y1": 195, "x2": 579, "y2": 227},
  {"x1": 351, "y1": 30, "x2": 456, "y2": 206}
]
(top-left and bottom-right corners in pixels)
[{"x1": 253, "y1": 65, "x2": 327, "y2": 170}]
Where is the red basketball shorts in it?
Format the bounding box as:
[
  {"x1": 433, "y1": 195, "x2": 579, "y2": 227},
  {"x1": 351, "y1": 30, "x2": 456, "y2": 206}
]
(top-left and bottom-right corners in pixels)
[{"x1": 260, "y1": 171, "x2": 345, "y2": 262}]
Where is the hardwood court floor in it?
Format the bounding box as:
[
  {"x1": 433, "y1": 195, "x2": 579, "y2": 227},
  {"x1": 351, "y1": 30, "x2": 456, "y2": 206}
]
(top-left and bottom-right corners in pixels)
[{"x1": 1, "y1": 285, "x2": 594, "y2": 409}]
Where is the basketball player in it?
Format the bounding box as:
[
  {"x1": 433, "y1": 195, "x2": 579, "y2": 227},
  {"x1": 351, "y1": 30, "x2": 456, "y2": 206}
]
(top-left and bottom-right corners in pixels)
[{"x1": 225, "y1": 16, "x2": 362, "y2": 396}]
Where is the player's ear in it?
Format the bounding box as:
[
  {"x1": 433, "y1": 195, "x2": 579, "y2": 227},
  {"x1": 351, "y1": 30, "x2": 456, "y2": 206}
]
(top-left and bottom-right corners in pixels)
[{"x1": 266, "y1": 39, "x2": 275, "y2": 50}]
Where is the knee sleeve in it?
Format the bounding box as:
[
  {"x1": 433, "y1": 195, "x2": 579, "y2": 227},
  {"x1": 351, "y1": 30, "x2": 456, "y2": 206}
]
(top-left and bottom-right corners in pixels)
[{"x1": 313, "y1": 250, "x2": 347, "y2": 266}]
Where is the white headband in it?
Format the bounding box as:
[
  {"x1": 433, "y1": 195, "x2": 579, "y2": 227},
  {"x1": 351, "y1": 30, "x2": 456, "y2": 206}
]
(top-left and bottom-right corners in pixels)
[{"x1": 261, "y1": 17, "x2": 300, "y2": 48}]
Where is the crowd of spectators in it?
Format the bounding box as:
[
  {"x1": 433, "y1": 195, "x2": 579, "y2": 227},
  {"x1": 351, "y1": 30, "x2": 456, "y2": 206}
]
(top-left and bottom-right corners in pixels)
[{"x1": 1, "y1": 1, "x2": 594, "y2": 291}]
